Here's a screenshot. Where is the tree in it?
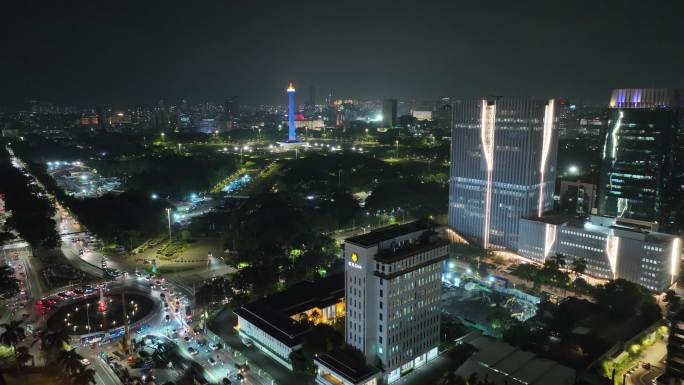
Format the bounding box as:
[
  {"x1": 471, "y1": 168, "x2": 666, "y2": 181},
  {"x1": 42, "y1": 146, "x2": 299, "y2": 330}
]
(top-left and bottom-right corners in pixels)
[
  {"x1": 289, "y1": 324, "x2": 344, "y2": 374},
  {"x1": 665, "y1": 289, "x2": 681, "y2": 313},
  {"x1": 553, "y1": 253, "x2": 567, "y2": 269},
  {"x1": 71, "y1": 367, "x2": 96, "y2": 385},
  {"x1": 35, "y1": 329, "x2": 71, "y2": 364},
  {"x1": 439, "y1": 371, "x2": 467, "y2": 385},
  {"x1": 0, "y1": 320, "x2": 25, "y2": 373},
  {"x1": 593, "y1": 279, "x2": 658, "y2": 319},
  {"x1": 0, "y1": 266, "x2": 20, "y2": 300},
  {"x1": 57, "y1": 348, "x2": 85, "y2": 378},
  {"x1": 570, "y1": 258, "x2": 587, "y2": 276}
]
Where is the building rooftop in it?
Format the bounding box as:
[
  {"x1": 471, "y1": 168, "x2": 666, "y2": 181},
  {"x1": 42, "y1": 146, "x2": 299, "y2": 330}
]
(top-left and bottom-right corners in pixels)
[
  {"x1": 375, "y1": 236, "x2": 449, "y2": 264},
  {"x1": 234, "y1": 273, "x2": 344, "y2": 347},
  {"x1": 457, "y1": 331, "x2": 576, "y2": 385},
  {"x1": 345, "y1": 220, "x2": 433, "y2": 247},
  {"x1": 315, "y1": 347, "x2": 378, "y2": 384},
  {"x1": 525, "y1": 213, "x2": 677, "y2": 243}
]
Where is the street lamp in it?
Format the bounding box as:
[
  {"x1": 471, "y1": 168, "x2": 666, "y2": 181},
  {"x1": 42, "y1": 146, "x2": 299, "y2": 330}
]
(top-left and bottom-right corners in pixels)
[
  {"x1": 395, "y1": 139, "x2": 399, "y2": 158},
  {"x1": 161, "y1": 132, "x2": 165, "y2": 142},
  {"x1": 178, "y1": 143, "x2": 182, "y2": 153}
]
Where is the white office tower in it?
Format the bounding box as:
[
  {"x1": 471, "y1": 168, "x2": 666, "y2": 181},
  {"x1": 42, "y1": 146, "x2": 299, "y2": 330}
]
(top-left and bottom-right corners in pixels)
[{"x1": 316, "y1": 221, "x2": 447, "y2": 385}]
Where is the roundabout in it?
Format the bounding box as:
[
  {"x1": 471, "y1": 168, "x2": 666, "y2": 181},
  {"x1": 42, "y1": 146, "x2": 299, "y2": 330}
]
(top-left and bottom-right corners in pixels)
[{"x1": 46, "y1": 288, "x2": 155, "y2": 336}]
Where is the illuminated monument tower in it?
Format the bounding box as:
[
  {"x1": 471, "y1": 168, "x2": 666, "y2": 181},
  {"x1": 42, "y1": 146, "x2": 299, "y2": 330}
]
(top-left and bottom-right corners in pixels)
[{"x1": 287, "y1": 82, "x2": 296, "y2": 142}]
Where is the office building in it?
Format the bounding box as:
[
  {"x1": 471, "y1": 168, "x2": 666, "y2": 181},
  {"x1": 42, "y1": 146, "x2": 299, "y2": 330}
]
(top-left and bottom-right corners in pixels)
[
  {"x1": 598, "y1": 88, "x2": 682, "y2": 229},
  {"x1": 314, "y1": 221, "x2": 446, "y2": 384},
  {"x1": 410, "y1": 110, "x2": 432, "y2": 121},
  {"x1": 234, "y1": 273, "x2": 344, "y2": 370},
  {"x1": 382, "y1": 99, "x2": 397, "y2": 128},
  {"x1": 435, "y1": 98, "x2": 453, "y2": 135},
  {"x1": 558, "y1": 180, "x2": 596, "y2": 215},
  {"x1": 517, "y1": 214, "x2": 681, "y2": 292},
  {"x1": 224, "y1": 97, "x2": 238, "y2": 120},
  {"x1": 449, "y1": 98, "x2": 559, "y2": 250}
]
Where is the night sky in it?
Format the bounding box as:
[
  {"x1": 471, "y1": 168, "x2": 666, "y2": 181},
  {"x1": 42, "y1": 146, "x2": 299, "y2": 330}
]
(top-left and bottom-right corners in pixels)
[{"x1": 1, "y1": 0, "x2": 682, "y2": 106}]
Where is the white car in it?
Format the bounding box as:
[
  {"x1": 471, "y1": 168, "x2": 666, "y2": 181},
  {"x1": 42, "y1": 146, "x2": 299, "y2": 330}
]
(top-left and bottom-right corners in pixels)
[{"x1": 80, "y1": 358, "x2": 91, "y2": 366}]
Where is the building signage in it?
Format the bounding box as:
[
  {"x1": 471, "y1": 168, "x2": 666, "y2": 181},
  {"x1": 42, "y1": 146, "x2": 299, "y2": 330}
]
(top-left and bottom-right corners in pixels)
[{"x1": 348, "y1": 252, "x2": 362, "y2": 270}]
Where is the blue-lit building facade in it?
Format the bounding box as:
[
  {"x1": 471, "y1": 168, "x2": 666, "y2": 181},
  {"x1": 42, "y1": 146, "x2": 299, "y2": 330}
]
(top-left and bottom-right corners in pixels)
[
  {"x1": 449, "y1": 98, "x2": 559, "y2": 250},
  {"x1": 598, "y1": 88, "x2": 683, "y2": 230}
]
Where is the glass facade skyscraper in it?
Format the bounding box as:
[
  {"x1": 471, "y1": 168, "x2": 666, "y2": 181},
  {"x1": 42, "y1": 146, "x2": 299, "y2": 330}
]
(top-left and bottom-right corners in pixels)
[
  {"x1": 449, "y1": 98, "x2": 558, "y2": 250},
  {"x1": 598, "y1": 88, "x2": 682, "y2": 230}
]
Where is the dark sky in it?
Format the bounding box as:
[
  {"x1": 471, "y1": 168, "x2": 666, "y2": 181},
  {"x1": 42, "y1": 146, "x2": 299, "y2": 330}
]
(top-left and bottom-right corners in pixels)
[{"x1": 1, "y1": 0, "x2": 682, "y2": 107}]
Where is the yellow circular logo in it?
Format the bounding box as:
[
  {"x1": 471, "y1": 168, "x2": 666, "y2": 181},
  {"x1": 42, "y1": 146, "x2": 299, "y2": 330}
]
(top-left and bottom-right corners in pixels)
[{"x1": 351, "y1": 252, "x2": 359, "y2": 262}]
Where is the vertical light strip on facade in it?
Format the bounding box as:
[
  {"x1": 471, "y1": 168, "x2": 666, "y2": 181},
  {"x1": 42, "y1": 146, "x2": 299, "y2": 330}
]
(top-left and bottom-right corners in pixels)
[
  {"x1": 610, "y1": 111, "x2": 624, "y2": 161},
  {"x1": 671, "y1": 238, "x2": 682, "y2": 285},
  {"x1": 538, "y1": 99, "x2": 555, "y2": 217},
  {"x1": 480, "y1": 100, "x2": 496, "y2": 249},
  {"x1": 605, "y1": 233, "x2": 620, "y2": 280},
  {"x1": 543, "y1": 223, "x2": 556, "y2": 262}
]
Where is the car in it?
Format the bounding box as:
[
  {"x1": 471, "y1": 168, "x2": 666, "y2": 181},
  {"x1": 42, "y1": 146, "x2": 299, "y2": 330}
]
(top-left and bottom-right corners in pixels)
[
  {"x1": 236, "y1": 373, "x2": 244, "y2": 382},
  {"x1": 135, "y1": 271, "x2": 142, "y2": 277},
  {"x1": 222, "y1": 378, "x2": 232, "y2": 385},
  {"x1": 80, "y1": 358, "x2": 91, "y2": 366},
  {"x1": 163, "y1": 302, "x2": 168, "y2": 308},
  {"x1": 642, "y1": 362, "x2": 651, "y2": 370},
  {"x1": 209, "y1": 343, "x2": 221, "y2": 351},
  {"x1": 188, "y1": 347, "x2": 198, "y2": 355},
  {"x1": 241, "y1": 338, "x2": 253, "y2": 347},
  {"x1": 184, "y1": 336, "x2": 191, "y2": 342},
  {"x1": 208, "y1": 357, "x2": 217, "y2": 366},
  {"x1": 159, "y1": 293, "x2": 165, "y2": 298},
  {"x1": 165, "y1": 315, "x2": 170, "y2": 322},
  {"x1": 79, "y1": 249, "x2": 84, "y2": 255}
]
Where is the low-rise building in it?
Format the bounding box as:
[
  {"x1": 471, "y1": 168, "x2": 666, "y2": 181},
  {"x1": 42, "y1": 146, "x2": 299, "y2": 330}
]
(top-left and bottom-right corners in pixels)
[
  {"x1": 456, "y1": 331, "x2": 576, "y2": 385},
  {"x1": 234, "y1": 273, "x2": 344, "y2": 370},
  {"x1": 517, "y1": 214, "x2": 681, "y2": 292}
]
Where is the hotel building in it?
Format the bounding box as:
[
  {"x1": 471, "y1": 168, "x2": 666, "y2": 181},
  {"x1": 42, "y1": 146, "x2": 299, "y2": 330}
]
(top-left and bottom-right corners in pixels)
[{"x1": 314, "y1": 221, "x2": 446, "y2": 385}]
